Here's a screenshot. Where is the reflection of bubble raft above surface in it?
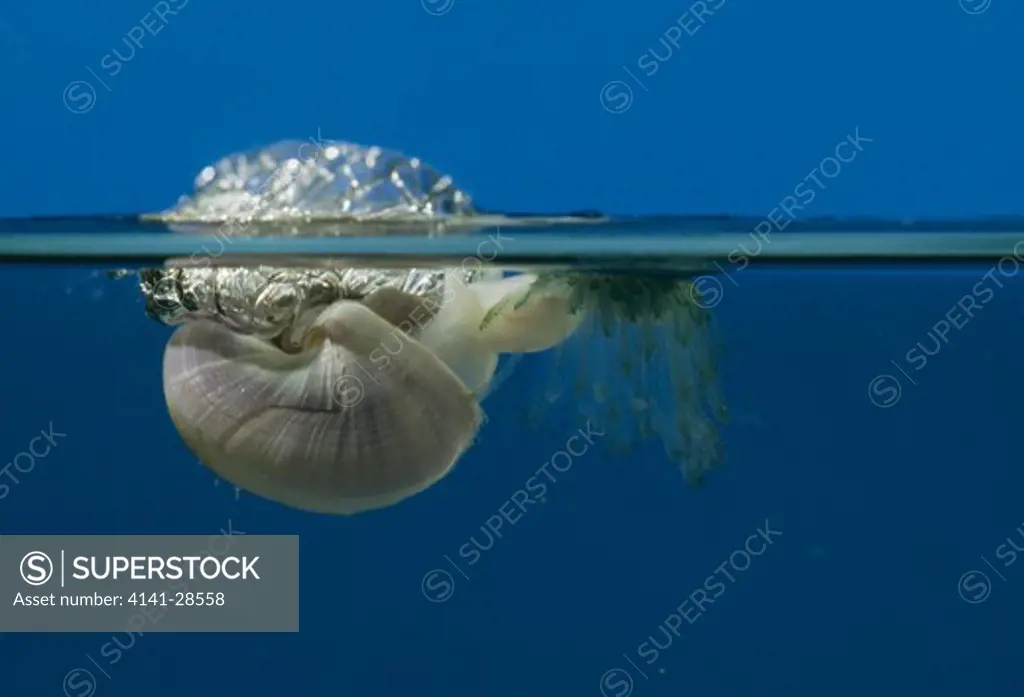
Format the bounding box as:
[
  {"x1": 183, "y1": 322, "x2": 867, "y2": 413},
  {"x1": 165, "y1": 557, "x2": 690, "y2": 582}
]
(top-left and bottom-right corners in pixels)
[
  {"x1": 139, "y1": 138, "x2": 504, "y2": 340},
  {"x1": 157, "y1": 139, "x2": 477, "y2": 223},
  {"x1": 523, "y1": 274, "x2": 728, "y2": 484}
]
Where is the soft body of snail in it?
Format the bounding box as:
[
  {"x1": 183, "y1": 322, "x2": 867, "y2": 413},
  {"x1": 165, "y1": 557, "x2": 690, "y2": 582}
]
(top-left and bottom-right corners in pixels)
[{"x1": 162, "y1": 271, "x2": 582, "y2": 515}]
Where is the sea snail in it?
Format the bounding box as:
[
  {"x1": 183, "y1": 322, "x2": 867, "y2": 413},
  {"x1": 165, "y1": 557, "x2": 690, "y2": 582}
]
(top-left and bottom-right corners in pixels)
[
  {"x1": 153, "y1": 138, "x2": 727, "y2": 515},
  {"x1": 162, "y1": 271, "x2": 584, "y2": 515}
]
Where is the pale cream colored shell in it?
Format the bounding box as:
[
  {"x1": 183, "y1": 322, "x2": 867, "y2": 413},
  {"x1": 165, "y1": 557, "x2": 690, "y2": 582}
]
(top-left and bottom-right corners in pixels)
[{"x1": 163, "y1": 298, "x2": 484, "y2": 515}]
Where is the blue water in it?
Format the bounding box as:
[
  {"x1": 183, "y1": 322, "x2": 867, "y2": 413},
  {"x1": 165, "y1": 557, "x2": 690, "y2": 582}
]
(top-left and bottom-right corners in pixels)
[{"x1": 3, "y1": 0, "x2": 1024, "y2": 695}]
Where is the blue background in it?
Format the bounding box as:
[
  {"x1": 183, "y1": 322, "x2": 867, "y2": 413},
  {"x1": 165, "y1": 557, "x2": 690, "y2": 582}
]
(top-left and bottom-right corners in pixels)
[{"x1": 2, "y1": 0, "x2": 1024, "y2": 696}]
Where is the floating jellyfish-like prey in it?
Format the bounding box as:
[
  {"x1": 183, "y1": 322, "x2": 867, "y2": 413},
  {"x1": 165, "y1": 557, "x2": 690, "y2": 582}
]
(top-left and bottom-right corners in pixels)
[
  {"x1": 472, "y1": 272, "x2": 728, "y2": 485},
  {"x1": 142, "y1": 138, "x2": 727, "y2": 514}
]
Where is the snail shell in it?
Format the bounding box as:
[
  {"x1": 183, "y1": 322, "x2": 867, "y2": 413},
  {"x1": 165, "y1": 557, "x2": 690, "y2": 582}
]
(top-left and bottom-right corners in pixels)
[
  {"x1": 163, "y1": 291, "x2": 489, "y2": 515},
  {"x1": 162, "y1": 273, "x2": 589, "y2": 515}
]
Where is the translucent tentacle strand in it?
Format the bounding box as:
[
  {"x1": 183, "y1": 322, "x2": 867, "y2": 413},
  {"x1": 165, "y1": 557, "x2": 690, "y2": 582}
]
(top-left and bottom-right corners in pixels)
[{"x1": 521, "y1": 274, "x2": 729, "y2": 484}]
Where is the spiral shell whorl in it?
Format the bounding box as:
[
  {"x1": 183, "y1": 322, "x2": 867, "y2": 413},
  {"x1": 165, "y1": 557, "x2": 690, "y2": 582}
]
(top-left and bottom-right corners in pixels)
[{"x1": 163, "y1": 300, "x2": 483, "y2": 515}]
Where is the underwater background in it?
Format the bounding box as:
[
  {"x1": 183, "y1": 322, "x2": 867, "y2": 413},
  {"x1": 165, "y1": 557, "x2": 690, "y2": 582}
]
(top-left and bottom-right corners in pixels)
[{"x1": 2, "y1": 0, "x2": 1024, "y2": 695}]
